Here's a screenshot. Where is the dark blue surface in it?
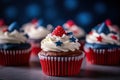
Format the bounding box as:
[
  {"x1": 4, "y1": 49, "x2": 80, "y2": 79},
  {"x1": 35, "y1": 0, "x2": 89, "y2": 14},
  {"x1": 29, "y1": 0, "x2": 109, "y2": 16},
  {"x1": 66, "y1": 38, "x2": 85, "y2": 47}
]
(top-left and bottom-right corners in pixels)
[{"x1": 0, "y1": 0, "x2": 120, "y2": 33}]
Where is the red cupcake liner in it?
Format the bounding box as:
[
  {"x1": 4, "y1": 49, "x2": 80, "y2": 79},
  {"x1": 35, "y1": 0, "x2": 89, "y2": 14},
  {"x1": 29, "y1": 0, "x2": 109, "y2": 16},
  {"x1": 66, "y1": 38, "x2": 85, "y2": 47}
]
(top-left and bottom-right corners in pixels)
[
  {"x1": 0, "y1": 49, "x2": 31, "y2": 66},
  {"x1": 29, "y1": 41, "x2": 41, "y2": 55},
  {"x1": 31, "y1": 46, "x2": 41, "y2": 55},
  {"x1": 38, "y1": 53, "x2": 85, "y2": 76},
  {"x1": 84, "y1": 47, "x2": 120, "y2": 65}
]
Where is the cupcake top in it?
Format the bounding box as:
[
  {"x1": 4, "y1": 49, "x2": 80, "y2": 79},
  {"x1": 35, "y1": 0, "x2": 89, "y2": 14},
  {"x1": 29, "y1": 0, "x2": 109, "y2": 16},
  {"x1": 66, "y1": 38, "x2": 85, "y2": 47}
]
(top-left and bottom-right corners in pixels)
[
  {"x1": 21, "y1": 19, "x2": 38, "y2": 33},
  {"x1": 41, "y1": 26, "x2": 80, "y2": 52},
  {"x1": 85, "y1": 22, "x2": 120, "y2": 49},
  {"x1": 63, "y1": 20, "x2": 85, "y2": 39},
  {"x1": 0, "y1": 22, "x2": 30, "y2": 50},
  {"x1": 24, "y1": 19, "x2": 51, "y2": 40},
  {"x1": 27, "y1": 27, "x2": 50, "y2": 40}
]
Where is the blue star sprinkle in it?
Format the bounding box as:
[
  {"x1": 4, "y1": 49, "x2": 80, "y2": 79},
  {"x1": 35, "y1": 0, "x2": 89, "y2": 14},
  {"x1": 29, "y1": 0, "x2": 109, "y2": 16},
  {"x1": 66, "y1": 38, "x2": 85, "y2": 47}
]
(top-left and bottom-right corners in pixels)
[
  {"x1": 8, "y1": 22, "x2": 19, "y2": 32},
  {"x1": 66, "y1": 32, "x2": 73, "y2": 35},
  {"x1": 69, "y1": 37, "x2": 76, "y2": 42},
  {"x1": 55, "y1": 40, "x2": 63, "y2": 46}
]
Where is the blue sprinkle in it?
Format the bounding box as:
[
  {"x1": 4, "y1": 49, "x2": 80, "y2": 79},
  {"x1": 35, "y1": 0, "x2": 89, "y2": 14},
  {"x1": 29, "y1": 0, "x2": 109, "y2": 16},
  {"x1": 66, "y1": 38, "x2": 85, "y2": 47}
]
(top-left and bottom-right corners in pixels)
[
  {"x1": 8, "y1": 22, "x2": 19, "y2": 32},
  {"x1": 97, "y1": 22, "x2": 110, "y2": 34},
  {"x1": 24, "y1": 34, "x2": 29, "y2": 38},
  {"x1": 55, "y1": 40, "x2": 63, "y2": 46},
  {"x1": 37, "y1": 19, "x2": 44, "y2": 27},
  {"x1": 66, "y1": 32, "x2": 73, "y2": 35},
  {"x1": 69, "y1": 37, "x2": 76, "y2": 42}
]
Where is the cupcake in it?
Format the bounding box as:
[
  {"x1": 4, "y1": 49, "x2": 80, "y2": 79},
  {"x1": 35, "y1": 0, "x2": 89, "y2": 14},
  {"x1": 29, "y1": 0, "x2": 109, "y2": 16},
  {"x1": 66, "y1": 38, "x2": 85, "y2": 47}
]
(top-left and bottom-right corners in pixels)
[
  {"x1": 26, "y1": 20, "x2": 51, "y2": 59},
  {"x1": 63, "y1": 20, "x2": 86, "y2": 50},
  {"x1": 38, "y1": 26, "x2": 84, "y2": 76},
  {"x1": 0, "y1": 22, "x2": 31, "y2": 66},
  {"x1": 0, "y1": 19, "x2": 7, "y2": 31},
  {"x1": 84, "y1": 22, "x2": 120, "y2": 65}
]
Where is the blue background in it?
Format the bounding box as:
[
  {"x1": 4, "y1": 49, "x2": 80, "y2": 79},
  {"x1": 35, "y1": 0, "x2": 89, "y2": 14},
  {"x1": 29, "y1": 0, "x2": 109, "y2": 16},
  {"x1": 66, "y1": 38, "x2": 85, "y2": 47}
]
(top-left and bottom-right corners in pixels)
[{"x1": 0, "y1": 0, "x2": 120, "y2": 33}]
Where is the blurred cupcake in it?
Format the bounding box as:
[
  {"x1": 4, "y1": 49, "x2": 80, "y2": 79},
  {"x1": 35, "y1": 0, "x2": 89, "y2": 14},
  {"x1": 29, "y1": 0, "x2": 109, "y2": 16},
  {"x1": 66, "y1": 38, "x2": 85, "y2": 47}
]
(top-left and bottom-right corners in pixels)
[
  {"x1": 0, "y1": 22, "x2": 31, "y2": 66},
  {"x1": 26, "y1": 20, "x2": 52, "y2": 57},
  {"x1": 38, "y1": 26, "x2": 84, "y2": 76},
  {"x1": 84, "y1": 22, "x2": 120, "y2": 65},
  {"x1": 0, "y1": 19, "x2": 7, "y2": 31},
  {"x1": 63, "y1": 20, "x2": 86, "y2": 50}
]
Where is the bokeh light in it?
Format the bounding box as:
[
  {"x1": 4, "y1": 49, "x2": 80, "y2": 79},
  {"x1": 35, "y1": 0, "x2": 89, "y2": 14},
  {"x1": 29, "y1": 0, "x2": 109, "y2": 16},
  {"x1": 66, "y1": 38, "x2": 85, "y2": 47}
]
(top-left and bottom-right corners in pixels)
[
  {"x1": 94, "y1": 2, "x2": 107, "y2": 14},
  {"x1": 44, "y1": 8, "x2": 58, "y2": 20},
  {"x1": 43, "y1": 0, "x2": 55, "y2": 6},
  {"x1": 26, "y1": 4, "x2": 41, "y2": 18},
  {"x1": 4, "y1": 6, "x2": 17, "y2": 19},
  {"x1": 64, "y1": 0, "x2": 78, "y2": 10},
  {"x1": 76, "y1": 12, "x2": 93, "y2": 26}
]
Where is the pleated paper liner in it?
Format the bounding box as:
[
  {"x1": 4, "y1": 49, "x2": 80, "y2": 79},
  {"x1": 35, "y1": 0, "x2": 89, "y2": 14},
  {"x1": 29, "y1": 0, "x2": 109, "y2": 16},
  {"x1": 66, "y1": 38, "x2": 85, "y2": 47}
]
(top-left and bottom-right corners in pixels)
[
  {"x1": 31, "y1": 46, "x2": 41, "y2": 55},
  {"x1": 84, "y1": 47, "x2": 120, "y2": 65},
  {"x1": 28, "y1": 39, "x2": 42, "y2": 56},
  {"x1": 38, "y1": 52, "x2": 85, "y2": 76},
  {"x1": 0, "y1": 49, "x2": 31, "y2": 66}
]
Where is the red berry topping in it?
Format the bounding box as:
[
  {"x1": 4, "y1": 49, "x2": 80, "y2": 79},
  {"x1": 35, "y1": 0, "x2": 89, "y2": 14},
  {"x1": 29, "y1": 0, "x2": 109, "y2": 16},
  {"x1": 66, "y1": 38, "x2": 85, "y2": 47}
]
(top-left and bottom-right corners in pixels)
[
  {"x1": 3, "y1": 28, "x2": 8, "y2": 32},
  {"x1": 0, "y1": 19, "x2": 5, "y2": 26},
  {"x1": 105, "y1": 19, "x2": 112, "y2": 26},
  {"x1": 111, "y1": 35, "x2": 118, "y2": 40},
  {"x1": 66, "y1": 20, "x2": 75, "y2": 27},
  {"x1": 89, "y1": 31, "x2": 93, "y2": 34},
  {"x1": 52, "y1": 25, "x2": 66, "y2": 37},
  {"x1": 31, "y1": 18, "x2": 38, "y2": 24}
]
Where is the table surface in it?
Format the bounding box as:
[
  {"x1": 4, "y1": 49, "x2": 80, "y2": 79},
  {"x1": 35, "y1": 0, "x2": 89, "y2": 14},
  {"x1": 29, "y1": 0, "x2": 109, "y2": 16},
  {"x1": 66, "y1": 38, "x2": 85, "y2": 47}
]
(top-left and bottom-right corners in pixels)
[{"x1": 0, "y1": 55, "x2": 120, "y2": 80}]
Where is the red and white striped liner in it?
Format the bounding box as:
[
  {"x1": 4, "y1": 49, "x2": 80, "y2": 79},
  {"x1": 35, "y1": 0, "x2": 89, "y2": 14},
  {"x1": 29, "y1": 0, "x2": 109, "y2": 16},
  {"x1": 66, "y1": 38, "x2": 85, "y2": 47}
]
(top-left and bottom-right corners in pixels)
[
  {"x1": 0, "y1": 48, "x2": 31, "y2": 66},
  {"x1": 84, "y1": 47, "x2": 120, "y2": 65},
  {"x1": 29, "y1": 41, "x2": 41, "y2": 55},
  {"x1": 38, "y1": 52, "x2": 85, "y2": 76}
]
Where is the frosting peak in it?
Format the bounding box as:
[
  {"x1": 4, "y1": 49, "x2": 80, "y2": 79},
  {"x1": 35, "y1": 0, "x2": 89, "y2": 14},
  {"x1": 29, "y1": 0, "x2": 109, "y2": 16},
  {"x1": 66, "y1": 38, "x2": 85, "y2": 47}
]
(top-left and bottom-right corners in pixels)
[
  {"x1": 0, "y1": 30, "x2": 27, "y2": 44},
  {"x1": 86, "y1": 22, "x2": 120, "y2": 46},
  {"x1": 41, "y1": 26, "x2": 80, "y2": 52},
  {"x1": 63, "y1": 20, "x2": 85, "y2": 38}
]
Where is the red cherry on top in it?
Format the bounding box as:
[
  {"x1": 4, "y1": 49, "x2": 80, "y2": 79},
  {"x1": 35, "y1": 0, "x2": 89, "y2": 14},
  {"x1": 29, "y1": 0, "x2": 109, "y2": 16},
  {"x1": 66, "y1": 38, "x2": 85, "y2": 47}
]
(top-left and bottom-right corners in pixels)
[
  {"x1": 31, "y1": 19, "x2": 38, "y2": 24},
  {"x1": 0, "y1": 19, "x2": 5, "y2": 26},
  {"x1": 105, "y1": 19, "x2": 112, "y2": 26},
  {"x1": 66, "y1": 20, "x2": 75, "y2": 27},
  {"x1": 52, "y1": 25, "x2": 66, "y2": 37}
]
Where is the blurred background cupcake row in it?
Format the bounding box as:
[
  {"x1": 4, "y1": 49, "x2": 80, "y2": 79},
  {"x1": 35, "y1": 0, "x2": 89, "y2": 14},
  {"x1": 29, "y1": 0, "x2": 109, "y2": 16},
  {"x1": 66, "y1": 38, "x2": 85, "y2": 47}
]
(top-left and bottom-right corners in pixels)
[{"x1": 0, "y1": 0, "x2": 120, "y2": 33}]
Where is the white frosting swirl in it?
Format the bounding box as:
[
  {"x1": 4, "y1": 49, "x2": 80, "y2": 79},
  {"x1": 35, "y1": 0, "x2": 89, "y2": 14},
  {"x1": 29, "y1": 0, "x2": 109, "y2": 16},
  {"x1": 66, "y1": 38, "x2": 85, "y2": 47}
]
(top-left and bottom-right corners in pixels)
[
  {"x1": 63, "y1": 24, "x2": 85, "y2": 38},
  {"x1": 86, "y1": 30, "x2": 120, "y2": 45},
  {"x1": 108, "y1": 25, "x2": 120, "y2": 34},
  {"x1": 41, "y1": 34, "x2": 80, "y2": 52},
  {"x1": 27, "y1": 27, "x2": 50, "y2": 39},
  {"x1": 0, "y1": 30, "x2": 27, "y2": 44}
]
